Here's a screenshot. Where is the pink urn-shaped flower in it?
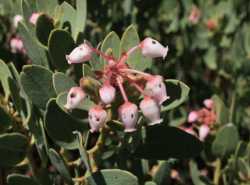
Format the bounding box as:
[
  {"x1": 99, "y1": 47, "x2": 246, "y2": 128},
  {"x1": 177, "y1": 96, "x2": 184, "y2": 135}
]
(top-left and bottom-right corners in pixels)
[
  {"x1": 139, "y1": 96, "x2": 162, "y2": 126},
  {"x1": 10, "y1": 37, "x2": 25, "y2": 54},
  {"x1": 119, "y1": 102, "x2": 138, "y2": 132},
  {"x1": 66, "y1": 42, "x2": 93, "y2": 64},
  {"x1": 145, "y1": 75, "x2": 169, "y2": 105},
  {"x1": 139, "y1": 37, "x2": 168, "y2": 59},
  {"x1": 29, "y1": 13, "x2": 40, "y2": 25},
  {"x1": 88, "y1": 106, "x2": 107, "y2": 133},
  {"x1": 203, "y1": 99, "x2": 214, "y2": 109},
  {"x1": 188, "y1": 111, "x2": 199, "y2": 123},
  {"x1": 99, "y1": 83, "x2": 116, "y2": 104},
  {"x1": 64, "y1": 87, "x2": 86, "y2": 110},
  {"x1": 199, "y1": 124, "x2": 210, "y2": 141}
]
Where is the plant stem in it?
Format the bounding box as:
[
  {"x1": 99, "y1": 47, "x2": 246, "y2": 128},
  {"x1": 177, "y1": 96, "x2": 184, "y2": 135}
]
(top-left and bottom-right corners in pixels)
[
  {"x1": 229, "y1": 91, "x2": 236, "y2": 123},
  {"x1": 132, "y1": 82, "x2": 145, "y2": 95},
  {"x1": 119, "y1": 45, "x2": 139, "y2": 64},
  {"x1": 213, "y1": 158, "x2": 221, "y2": 185},
  {"x1": 121, "y1": 68, "x2": 151, "y2": 78},
  {"x1": 91, "y1": 47, "x2": 113, "y2": 62},
  {"x1": 117, "y1": 77, "x2": 129, "y2": 102}
]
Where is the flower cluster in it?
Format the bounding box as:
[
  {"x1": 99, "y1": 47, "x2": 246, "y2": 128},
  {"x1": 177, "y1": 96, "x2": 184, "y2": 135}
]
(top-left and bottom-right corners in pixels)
[
  {"x1": 182, "y1": 99, "x2": 216, "y2": 141},
  {"x1": 64, "y1": 37, "x2": 169, "y2": 133}
]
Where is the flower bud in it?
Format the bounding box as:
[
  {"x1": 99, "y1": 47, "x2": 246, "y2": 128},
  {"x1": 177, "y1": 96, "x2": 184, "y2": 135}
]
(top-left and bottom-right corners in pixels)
[
  {"x1": 119, "y1": 102, "x2": 138, "y2": 132},
  {"x1": 188, "y1": 111, "x2": 199, "y2": 123},
  {"x1": 199, "y1": 124, "x2": 210, "y2": 141},
  {"x1": 140, "y1": 37, "x2": 168, "y2": 59},
  {"x1": 13, "y1": 15, "x2": 23, "y2": 28},
  {"x1": 139, "y1": 97, "x2": 162, "y2": 126},
  {"x1": 66, "y1": 42, "x2": 92, "y2": 64},
  {"x1": 203, "y1": 99, "x2": 214, "y2": 109},
  {"x1": 88, "y1": 106, "x2": 107, "y2": 133},
  {"x1": 145, "y1": 75, "x2": 169, "y2": 105},
  {"x1": 29, "y1": 13, "x2": 40, "y2": 25},
  {"x1": 99, "y1": 83, "x2": 116, "y2": 104},
  {"x1": 64, "y1": 87, "x2": 86, "y2": 110}
]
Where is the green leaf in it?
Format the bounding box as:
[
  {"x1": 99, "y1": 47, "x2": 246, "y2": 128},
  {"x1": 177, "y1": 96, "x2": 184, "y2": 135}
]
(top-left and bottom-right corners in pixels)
[
  {"x1": 7, "y1": 174, "x2": 39, "y2": 185},
  {"x1": 28, "y1": 108, "x2": 49, "y2": 167},
  {"x1": 153, "y1": 161, "x2": 171, "y2": 185},
  {"x1": 8, "y1": 78, "x2": 22, "y2": 113},
  {"x1": 204, "y1": 46, "x2": 217, "y2": 70},
  {"x1": 21, "y1": 0, "x2": 36, "y2": 21},
  {"x1": 243, "y1": 24, "x2": 250, "y2": 55},
  {"x1": 73, "y1": 0, "x2": 87, "y2": 40},
  {"x1": 73, "y1": 131, "x2": 91, "y2": 172},
  {"x1": 53, "y1": 72, "x2": 76, "y2": 95},
  {"x1": 20, "y1": 65, "x2": 56, "y2": 109},
  {"x1": 48, "y1": 29, "x2": 75, "y2": 71},
  {"x1": 57, "y1": 0, "x2": 86, "y2": 40},
  {"x1": 189, "y1": 160, "x2": 207, "y2": 185},
  {"x1": 162, "y1": 79, "x2": 190, "y2": 112},
  {"x1": 59, "y1": 2, "x2": 75, "y2": 29},
  {"x1": 45, "y1": 99, "x2": 88, "y2": 149},
  {"x1": 120, "y1": 25, "x2": 151, "y2": 71},
  {"x1": 0, "y1": 60, "x2": 12, "y2": 97},
  {"x1": 0, "y1": 133, "x2": 28, "y2": 167},
  {"x1": 100, "y1": 31, "x2": 121, "y2": 68},
  {"x1": 56, "y1": 91, "x2": 95, "y2": 111},
  {"x1": 18, "y1": 22, "x2": 48, "y2": 67},
  {"x1": 48, "y1": 149, "x2": 73, "y2": 185},
  {"x1": 36, "y1": 14, "x2": 54, "y2": 46},
  {"x1": 82, "y1": 64, "x2": 95, "y2": 77},
  {"x1": 212, "y1": 123, "x2": 239, "y2": 157},
  {"x1": 145, "y1": 182, "x2": 157, "y2": 185},
  {"x1": 36, "y1": 0, "x2": 57, "y2": 15},
  {"x1": 134, "y1": 125, "x2": 203, "y2": 160},
  {"x1": 0, "y1": 106, "x2": 12, "y2": 131},
  {"x1": 212, "y1": 95, "x2": 229, "y2": 124},
  {"x1": 86, "y1": 169, "x2": 139, "y2": 185}
]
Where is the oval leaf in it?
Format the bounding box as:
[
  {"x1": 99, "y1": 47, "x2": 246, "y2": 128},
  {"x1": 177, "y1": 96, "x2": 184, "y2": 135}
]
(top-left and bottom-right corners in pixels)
[
  {"x1": 0, "y1": 60, "x2": 12, "y2": 97},
  {"x1": 48, "y1": 29, "x2": 75, "y2": 71},
  {"x1": 48, "y1": 149, "x2": 73, "y2": 185},
  {"x1": 162, "y1": 79, "x2": 190, "y2": 112},
  {"x1": 53, "y1": 72, "x2": 76, "y2": 95},
  {"x1": 99, "y1": 31, "x2": 121, "y2": 68},
  {"x1": 212, "y1": 123, "x2": 239, "y2": 157},
  {"x1": 45, "y1": 99, "x2": 88, "y2": 149},
  {"x1": 134, "y1": 125, "x2": 203, "y2": 160},
  {"x1": 36, "y1": 14, "x2": 54, "y2": 46},
  {"x1": 0, "y1": 133, "x2": 28, "y2": 167},
  {"x1": 7, "y1": 174, "x2": 39, "y2": 185},
  {"x1": 20, "y1": 65, "x2": 56, "y2": 109},
  {"x1": 86, "y1": 169, "x2": 138, "y2": 185},
  {"x1": 18, "y1": 22, "x2": 48, "y2": 67},
  {"x1": 120, "y1": 25, "x2": 151, "y2": 71}
]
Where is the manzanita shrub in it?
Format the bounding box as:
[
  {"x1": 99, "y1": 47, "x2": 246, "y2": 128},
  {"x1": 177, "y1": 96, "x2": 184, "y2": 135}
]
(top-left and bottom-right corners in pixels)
[{"x1": 0, "y1": 0, "x2": 250, "y2": 185}]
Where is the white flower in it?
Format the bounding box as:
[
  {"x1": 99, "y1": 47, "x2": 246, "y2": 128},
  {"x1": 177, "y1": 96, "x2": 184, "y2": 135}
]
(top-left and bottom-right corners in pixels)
[
  {"x1": 64, "y1": 87, "x2": 86, "y2": 110},
  {"x1": 119, "y1": 102, "x2": 138, "y2": 132},
  {"x1": 99, "y1": 83, "x2": 116, "y2": 104},
  {"x1": 140, "y1": 97, "x2": 162, "y2": 126},
  {"x1": 88, "y1": 106, "x2": 107, "y2": 133},
  {"x1": 145, "y1": 75, "x2": 169, "y2": 105},
  {"x1": 66, "y1": 42, "x2": 93, "y2": 64},
  {"x1": 140, "y1": 37, "x2": 168, "y2": 59}
]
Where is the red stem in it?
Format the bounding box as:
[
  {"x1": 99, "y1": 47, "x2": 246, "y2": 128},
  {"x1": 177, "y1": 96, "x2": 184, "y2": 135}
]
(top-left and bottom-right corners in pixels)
[{"x1": 116, "y1": 77, "x2": 128, "y2": 102}]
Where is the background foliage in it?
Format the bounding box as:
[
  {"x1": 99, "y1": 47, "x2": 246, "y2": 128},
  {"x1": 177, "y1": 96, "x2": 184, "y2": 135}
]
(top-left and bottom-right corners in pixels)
[{"x1": 0, "y1": 0, "x2": 250, "y2": 185}]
